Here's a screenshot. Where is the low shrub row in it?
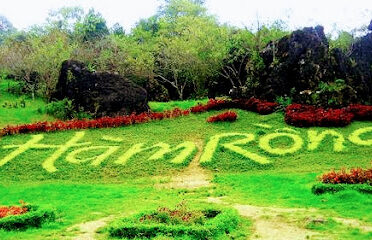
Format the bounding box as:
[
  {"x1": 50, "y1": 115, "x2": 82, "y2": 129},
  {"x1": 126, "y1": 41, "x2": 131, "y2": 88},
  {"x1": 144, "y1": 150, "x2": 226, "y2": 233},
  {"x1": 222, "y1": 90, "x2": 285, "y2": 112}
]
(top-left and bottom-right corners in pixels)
[
  {"x1": 0, "y1": 108, "x2": 190, "y2": 136},
  {"x1": 320, "y1": 168, "x2": 372, "y2": 185},
  {"x1": 285, "y1": 104, "x2": 372, "y2": 127},
  {"x1": 0, "y1": 203, "x2": 55, "y2": 231},
  {"x1": 191, "y1": 98, "x2": 279, "y2": 115},
  {"x1": 207, "y1": 111, "x2": 238, "y2": 123},
  {"x1": 312, "y1": 183, "x2": 372, "y2": 195}
]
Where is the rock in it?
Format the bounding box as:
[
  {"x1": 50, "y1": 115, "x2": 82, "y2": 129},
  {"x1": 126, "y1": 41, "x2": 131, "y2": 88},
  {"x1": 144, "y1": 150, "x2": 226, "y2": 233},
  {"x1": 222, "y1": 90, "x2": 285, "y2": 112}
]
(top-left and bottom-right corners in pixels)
[
  {"x1": 368, "y1": 20, "x2": 372, "y2": 31},
  {"x1": 250, "y1": 26, "x2": 332, "y2": 102},
  {"x1": 52, "y1": 60, "x2": 149, "y2": 117},
  {"x1": 349, "y1": 32, "x2": 372, "y2": 103},
  {"x1": 246, "y1": 25, "x2": 372, "y2": 106}
]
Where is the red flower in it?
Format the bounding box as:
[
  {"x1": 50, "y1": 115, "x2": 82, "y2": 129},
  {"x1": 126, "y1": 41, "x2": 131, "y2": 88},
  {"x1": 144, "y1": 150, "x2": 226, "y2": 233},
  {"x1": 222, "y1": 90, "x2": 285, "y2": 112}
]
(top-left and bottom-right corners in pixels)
[
  {"x1": 320, "y1": 168, "x2": 372, "y2": 185},
  {"x1": 207, "y1": 111, "x2": 238, "y2": 123}
]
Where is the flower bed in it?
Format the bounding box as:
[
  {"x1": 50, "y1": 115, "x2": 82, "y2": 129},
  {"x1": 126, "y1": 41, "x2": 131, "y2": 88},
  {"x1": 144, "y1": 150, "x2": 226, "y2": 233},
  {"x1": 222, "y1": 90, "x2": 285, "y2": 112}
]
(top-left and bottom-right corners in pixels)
[
  {"x1": 191, "y1": 98, "x2": 279, "y2": 115},
  {"x1": 312, "y1": 167, "x2": 372, "y2": 195},
  {"x1": 107, "y1": 202, "x2": 240, "y2": 239},
  {"x1": 0, "y1": 206, "x2": 28, "y2": 219},
  {"x1": 347, "y1": 104, "x2": 372, "y2": 121},
  {"x1": 207, "y1": 111, "x2": 238, "y2": 123},
  {"x1": 320, "y1": 168, "x2": 372, "y2": 185},
  {"x1": 0, "y1": 108, "x2": 190, "y2": 137},
  {"x1": 0, "y1": 201, "x2": 55, "y2": 231},
  {"x1": 285, "y1": 104, "x2": 361, "y2": 127}
]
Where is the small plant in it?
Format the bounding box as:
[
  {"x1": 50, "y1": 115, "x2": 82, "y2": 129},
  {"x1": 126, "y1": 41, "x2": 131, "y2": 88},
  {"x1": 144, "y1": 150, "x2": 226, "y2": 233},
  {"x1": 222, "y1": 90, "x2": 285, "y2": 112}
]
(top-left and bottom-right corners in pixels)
[{"x1": 207, "y1": 111, "x2": 238, "y2": 123}]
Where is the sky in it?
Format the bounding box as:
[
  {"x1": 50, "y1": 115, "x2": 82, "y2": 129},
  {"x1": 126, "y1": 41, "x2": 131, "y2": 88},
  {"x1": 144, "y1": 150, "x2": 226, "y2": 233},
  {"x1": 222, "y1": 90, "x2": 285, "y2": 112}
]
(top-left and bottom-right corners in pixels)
[{"x1": 1, "y1": 0, "x2": 372, "y2": 35}]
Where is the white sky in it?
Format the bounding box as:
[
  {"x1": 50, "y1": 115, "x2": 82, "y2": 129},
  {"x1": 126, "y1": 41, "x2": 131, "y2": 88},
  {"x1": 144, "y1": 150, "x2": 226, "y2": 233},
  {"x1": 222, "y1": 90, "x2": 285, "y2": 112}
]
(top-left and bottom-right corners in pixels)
[{"x1": 1, "y1": 0, "x2": 372, "y2": 34}]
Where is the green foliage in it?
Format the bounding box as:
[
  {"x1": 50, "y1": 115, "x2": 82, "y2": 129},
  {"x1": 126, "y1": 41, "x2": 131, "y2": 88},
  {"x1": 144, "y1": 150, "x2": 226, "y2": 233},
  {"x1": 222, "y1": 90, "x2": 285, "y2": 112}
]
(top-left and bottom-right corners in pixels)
[
  {"x1": 276, "y1": 96, "x2": 293, "y2": 109},
  {"x1": 75, "y1": 9, "x2": 109, "y2": 41},
  {"x1": 329, "y1": 31, "x2": 354, "y2": 52},
  {"x1": 0, "y1": 15, "x2": 16, "y2": 44},
  {"x1": 0, "y1": 80, "x2": 54, "y2": 127},
  {"x1": 0, "y1": 206, "x2": 55, "y2": 231},
  {"x1": 311, "y1": 183, "x2": 372, "y2": 195},
  {"x1": 44, "y1": 99, "x2": 91, "y2": 120},
  {"x1": 47, "y1": 7, "x2": 84, "y2": 33},
  {"x1": 107, "y1": 205, "x2": 239, "y2": 239},
  {"x1": 311, "y1": 79, "x2": 351, "y2": 107}
]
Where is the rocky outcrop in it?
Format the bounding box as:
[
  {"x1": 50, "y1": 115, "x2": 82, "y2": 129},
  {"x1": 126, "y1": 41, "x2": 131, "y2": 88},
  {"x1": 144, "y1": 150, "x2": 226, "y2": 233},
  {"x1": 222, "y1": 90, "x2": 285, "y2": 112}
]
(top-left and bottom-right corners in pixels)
[
  {"x1": 52, "y1": 60, "x2": 149, "y2": 117},
  {"x1": 246, "y1": 25, "x2": 372, "y2": 106}
]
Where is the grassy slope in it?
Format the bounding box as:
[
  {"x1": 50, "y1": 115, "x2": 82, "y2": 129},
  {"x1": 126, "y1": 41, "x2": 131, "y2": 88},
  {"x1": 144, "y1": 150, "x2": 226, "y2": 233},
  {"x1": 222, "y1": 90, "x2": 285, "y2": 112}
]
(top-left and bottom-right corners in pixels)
[
  {"x1": 0, "y1": 81, "x2": 371, "y2": 239},
  {"x1": 0, "y1": 80, "x2": 54, "y2": 127}
]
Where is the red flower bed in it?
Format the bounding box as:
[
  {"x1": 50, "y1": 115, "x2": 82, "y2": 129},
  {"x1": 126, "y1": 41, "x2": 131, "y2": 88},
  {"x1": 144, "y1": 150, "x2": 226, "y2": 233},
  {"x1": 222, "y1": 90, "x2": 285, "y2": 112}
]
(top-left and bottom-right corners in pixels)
[
  {"x1": 0, "y1": 206, "x2": 28, "y2": 218},
  {"x1": 190, "y1": 98, "x2": 278, "y2": 115},
  {"x1": 0, "y1": 108, "x2": 190, "y2": 137},
  {"x1": 285, "y1": 104, "x2": 355, "y2": 127},
  {"x1": 0, "y1": 201, "x2": 28, "y2": 218},
  {"x1": 207, "y1": 111, "x2": 238, "y2": 123},
  {"x1": 347, "y1": 104, "x2": 372, "y2": 121},
  {"x1": 320, "y1": 168, "x2": 372, "y2": 185}
]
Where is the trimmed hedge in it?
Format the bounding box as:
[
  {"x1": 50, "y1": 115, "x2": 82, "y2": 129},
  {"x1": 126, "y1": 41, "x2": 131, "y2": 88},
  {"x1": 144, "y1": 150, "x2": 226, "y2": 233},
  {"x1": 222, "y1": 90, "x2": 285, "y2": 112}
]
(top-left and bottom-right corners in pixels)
[
  {"x1": 0, "y1": 205, "x2": 55, "y2": 231},
  {"x1": 311, "y1": 183, "x2": 372, "y2": 195},
  {"x1": 107, "y1": 208, "x2": 239, "y2": 239}
]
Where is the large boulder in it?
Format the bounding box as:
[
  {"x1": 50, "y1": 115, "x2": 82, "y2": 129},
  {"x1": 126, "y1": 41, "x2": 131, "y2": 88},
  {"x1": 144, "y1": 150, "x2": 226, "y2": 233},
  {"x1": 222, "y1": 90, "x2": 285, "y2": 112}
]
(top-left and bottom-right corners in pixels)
[
  {"x1": 52, "y1": 60, "x2": 149, "y2": 117},
  {"x1": 246, "y1": 25, "x2": 372, "y2": 106},
  {"x1": 249, "y1": 26, "x2": 332, "y2": 101},
  {"x1": 349, "y1": 31, "x2": 372, "y2": 103}
]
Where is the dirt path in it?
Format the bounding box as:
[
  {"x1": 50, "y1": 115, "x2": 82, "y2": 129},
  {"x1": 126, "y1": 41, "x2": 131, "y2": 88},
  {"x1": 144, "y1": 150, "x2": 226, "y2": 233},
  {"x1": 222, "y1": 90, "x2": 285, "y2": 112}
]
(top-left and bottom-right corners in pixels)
[
  {"x1": 160, "y1": 139, "x2": 211, "y2": 189},
  {"x1": 69, "y1": 216, "x2": 113, "y2": 240},
  {"x1": 207, "y1": 197, "x2": 372, "y2": 240}
]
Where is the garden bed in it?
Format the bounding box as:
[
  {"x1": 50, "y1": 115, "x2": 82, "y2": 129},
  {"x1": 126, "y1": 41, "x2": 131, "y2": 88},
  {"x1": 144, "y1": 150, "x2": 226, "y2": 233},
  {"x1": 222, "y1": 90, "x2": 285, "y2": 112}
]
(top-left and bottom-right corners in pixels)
[
  {"x1": 312, "y1": 167, "x2": 372, "y2": 195},
  {"x1": 107, "y1": 202, "x2": 240, "y2": 239},
  {"x1": 0, "y1": 202, "x2": 55, "y2": 231}
]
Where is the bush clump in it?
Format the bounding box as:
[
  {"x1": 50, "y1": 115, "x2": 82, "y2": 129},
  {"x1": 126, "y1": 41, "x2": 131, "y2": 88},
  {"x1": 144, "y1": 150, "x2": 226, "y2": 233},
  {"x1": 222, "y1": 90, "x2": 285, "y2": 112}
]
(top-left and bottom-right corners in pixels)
[
  {"x1": 0, "y1": 201, "x2": 55, "y2": 231},
  {"x1": 312, "y1": 183, "x2": 372, "y2": 195},
  {"x1": 44, "y1": 99, "x2": 91, "y2": 120},
  {"x1": 107, "y1": 202, "x2": 240, "y2": 239},
  {"x1": 207, "y1": 111, "x2": 237, "y2": 123}
]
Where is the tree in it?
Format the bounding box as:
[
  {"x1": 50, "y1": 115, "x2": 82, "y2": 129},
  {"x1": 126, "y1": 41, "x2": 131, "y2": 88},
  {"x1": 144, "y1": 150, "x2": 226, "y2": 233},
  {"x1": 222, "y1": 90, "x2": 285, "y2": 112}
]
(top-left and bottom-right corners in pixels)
[
  {"x1": 111, "y1": 23, "x2": 125, "y2": 36},
  {"x1": 0, "y1": 15, "x2": 16, "y2": 44},
  {"x1": 47, "y1": 6, "x2": 84, "y2": 33},
  {"x1": 75, "y1": 9, "x2": 109, "y2": 41},
  {"x1": 159, "y1": 0, "x2": 207, "y2": 18}
]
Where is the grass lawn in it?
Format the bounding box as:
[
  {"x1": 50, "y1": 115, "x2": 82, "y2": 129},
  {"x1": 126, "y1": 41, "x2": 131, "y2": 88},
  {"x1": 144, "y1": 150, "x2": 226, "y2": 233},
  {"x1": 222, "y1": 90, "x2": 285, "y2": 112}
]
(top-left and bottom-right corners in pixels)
[{"x1": 0, "y1": 79, "x2": 371, "y2": 239}]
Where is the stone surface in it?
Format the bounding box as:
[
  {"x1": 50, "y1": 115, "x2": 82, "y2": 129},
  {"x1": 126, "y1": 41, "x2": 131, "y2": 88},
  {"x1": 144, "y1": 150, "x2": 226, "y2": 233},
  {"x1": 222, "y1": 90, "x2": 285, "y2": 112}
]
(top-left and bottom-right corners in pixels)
[
  {"x1": 246, "y1": 25, "x2": 372, "y2": 105},
  {"x1": 53, "y1": 60, "x2": 149, "y2": 117}
]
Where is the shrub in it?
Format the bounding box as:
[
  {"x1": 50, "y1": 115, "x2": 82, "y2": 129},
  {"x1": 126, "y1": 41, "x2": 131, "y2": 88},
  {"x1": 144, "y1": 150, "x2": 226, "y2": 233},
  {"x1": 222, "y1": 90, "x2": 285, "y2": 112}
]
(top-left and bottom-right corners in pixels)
[
  {"x1": 107, "y1": 203, "x2": 239, "y2": 239},
  {"x1": 0, "y1": 202, "x2": 55, "y2": 231},
  {"x1": 312, "y1": 183, "x2": 372, "y2": 195},
  {"x1": 347, "y1": 104, "x2": 372, "y2": 121},
  {"x1": 190, "y1": 98, "x2": 278, "y2": 115},
  {"x1": 319, "y1": 168, "x2": 372, "y2": 185},
  {"x1": 44, "y1": 99, "x2": 76, "y2": 120},
  {"x1": 285, "y1": 104, "x2": 354, "y2": 127},
  {"x1": 207, "y1": 111, "x2": 237, "y2": 123},
  {"x1": 0, "y1": 108, "x2": 190, "y2": 136}
]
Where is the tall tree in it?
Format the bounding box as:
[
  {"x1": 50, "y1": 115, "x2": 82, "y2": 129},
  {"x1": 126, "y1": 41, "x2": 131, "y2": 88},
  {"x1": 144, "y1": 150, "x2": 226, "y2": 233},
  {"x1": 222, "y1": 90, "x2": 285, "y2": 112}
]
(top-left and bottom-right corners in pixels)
[
  {"x1": 75, "y1": 9, "x2": 109, "y2": 41},
  {"x1": 0, "y1": 15, "x2": 16, "y2": 44}
]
